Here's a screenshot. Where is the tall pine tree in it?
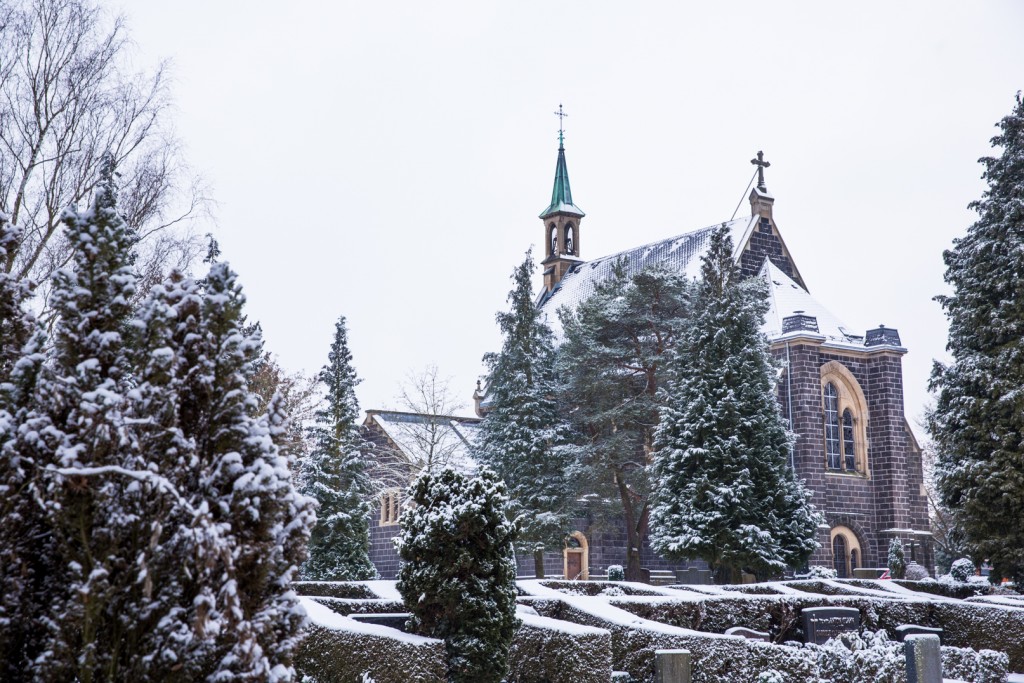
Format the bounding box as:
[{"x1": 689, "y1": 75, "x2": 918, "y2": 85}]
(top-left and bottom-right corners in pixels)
[
  {"x1": 929, "y1": 94, "x2": 1024, "y2": 584},
  {"x1": 476, "y1": 249, "x2": 575, "y2": 578},
  {"x1": 558, "y1": 263, "x2": 692, "y2": 581},
  {"x1": 649, "y1": 226, "x2": 818, "y2": 582},
  {"x1": 301, "y1": 315, "x2": 376, "y2": 580}
]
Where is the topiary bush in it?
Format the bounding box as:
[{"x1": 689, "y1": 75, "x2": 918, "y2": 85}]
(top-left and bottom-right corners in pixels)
[
  {"x1": 887, "y1": 539, "x2": 907, "y2": 580},
  {"x1": 951, "y1": 558, "x2": 976, "y2": 583},
  {"x1": 904, "y1": 562, "x2": 930, "y2": 581},
  {"x1": 806, "y1": 566, "x2": 837, "y2": 579},
  {"x1": 608, "y1": 565, "x2": 625, "y2": 582},
  {"x1": 396, "y1": 467, "x2": 519, "y2": 683}
]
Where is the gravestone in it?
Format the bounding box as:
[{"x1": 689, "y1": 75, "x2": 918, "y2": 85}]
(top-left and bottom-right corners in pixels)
[
  {"x1": 654, "y1": 649, "x2": 691, "y2": 683},
  {"x1": 895, "y1": 624, "x2": 943, "y2": 643},
  {"x1": 801, "y1": 606, "x2": 861, "y2": 644},
  {"x1": 905, "y1": 633, "x2": 942, "y2": 683},
  {"x1": 725, "y1": 626, "x2": 770, "y2": 642}
]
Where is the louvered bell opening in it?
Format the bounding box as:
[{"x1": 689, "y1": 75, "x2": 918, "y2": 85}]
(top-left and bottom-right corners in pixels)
[{"x1": 782, "y1": 312, "x2": 819, "y2": 334}]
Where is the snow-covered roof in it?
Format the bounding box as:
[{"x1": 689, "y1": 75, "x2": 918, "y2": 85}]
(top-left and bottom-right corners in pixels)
[
  {"x1": 365, "y1": 410, "x2": 480, "y2": 475},
  {"x1": 759, "y1": 259, "x2": 866, "y2": 348},
  {"x1": 538, "y1": 215, "x2": 756, "y2": 335}
]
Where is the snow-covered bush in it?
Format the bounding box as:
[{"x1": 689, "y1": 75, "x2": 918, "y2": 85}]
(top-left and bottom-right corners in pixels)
[
  {"x1": 888, "y1": 539, "x2": 907, "y2": 580},
  {"x1": 601, "y1": 586, "x2": 626, "y2": 597},
  {"x1": 396, "y1": 467, "x2": 519, "y2": 683},
  {"x1": 806, "y1": 566, "x2": 838, "y2": 580},
  {"x1": 755, "y1": 670, "x2": 784, "y2": 683},
  {"x1": 608, "y1": 565, "x2": 625, "y2": 582},
  {"x1": 904, "y1": 562, "x2": 930, "y2": 581},
  {"x1": 942, "y1": 644, "x2": 1009, "y2": 683},
  {"x1": 951, "y1": 558, "x2": 976, "y2": 582}
]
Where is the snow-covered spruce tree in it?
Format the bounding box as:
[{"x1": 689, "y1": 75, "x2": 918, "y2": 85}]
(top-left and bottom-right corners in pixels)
[
  {"x1": 301, "y1": 315, "x2": 376, "y2": 581},
  {"x1": 888, "y1": 538, "x2": 907, "y2": 580},
  {"x1": 929, "y1": 94, "x2": 1024, "y2": 585},
  {"x1": 161, "y1": 259, "x2": 315, "y2": 679},
  {"x1": 0, "y1": 214, "x2": 52, "y2": 678},
  {"x1": 476, "y1": 249, "x2": 575, "y2": 579},
  {"x1": 396, "y1": 467, "x2": 519, "y2": 683},
  {"x1": 558, "y1": 262, "x2": 692, "y2": 581},
  {"x1": 649, "y1": 225, "x2": 818, "y2": 583}
]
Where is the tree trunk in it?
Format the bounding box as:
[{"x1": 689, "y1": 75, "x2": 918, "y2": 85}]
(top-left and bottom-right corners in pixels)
[{"x1": 533, "y1": 547, "x2": 545, "y2": 579}]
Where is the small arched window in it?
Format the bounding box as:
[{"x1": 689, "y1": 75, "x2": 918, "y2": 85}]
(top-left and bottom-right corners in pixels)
[{"x1": 823, "y1": 382, "x2": 841, "y2": 470}]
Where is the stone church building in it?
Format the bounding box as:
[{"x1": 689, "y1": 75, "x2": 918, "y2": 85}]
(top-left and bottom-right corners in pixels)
[{"x1": 365, "y1": 133, "x2": 933, "y2": 581}]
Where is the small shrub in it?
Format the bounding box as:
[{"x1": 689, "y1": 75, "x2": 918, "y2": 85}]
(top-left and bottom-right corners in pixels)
[
  {"x1": 806, "y1": 566, "x2": 837, "y2": 580},
  {"x1": 951, "y1": 558, "x2": 976, "y2": 583},
  {"x1": 888, "y1": 539, "x2": 907, "y2": 580},
  {"x1": 608, "y1": 565, "x2": 625, "y2": 582},
  {"x1": 905, "y1": 562, "x2": 930, "y2": 581},
  {"x1": 756, "y1": 671, "x2": 784, "y2": 683}
]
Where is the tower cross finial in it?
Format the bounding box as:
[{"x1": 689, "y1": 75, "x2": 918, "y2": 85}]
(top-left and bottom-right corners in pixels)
[
  {"x1": 554, "y1": 104, "x2": 568, "y2": 148},
  {"x1": 751, "y1": 150, "x2": 771, "y2": 190}
]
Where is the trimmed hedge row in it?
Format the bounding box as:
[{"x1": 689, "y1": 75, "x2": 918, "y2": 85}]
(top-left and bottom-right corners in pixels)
[
  {"x1": 613, "y1": 594, "x2": 1024, "y2": 671},
  {"x1": 308, "y1": 597, "x2": 406, "y2": 616},
  {"x1": 292, "y1": 581, "x2": 378, "y2": 599},
  {"x1": 507, "y1": 613, "x2": 612, "y2": 683}
]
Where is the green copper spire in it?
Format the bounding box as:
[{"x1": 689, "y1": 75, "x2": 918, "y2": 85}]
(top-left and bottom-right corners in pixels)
[{"x1": 540, "y1": 105, "x2": 585, "y2": 219}]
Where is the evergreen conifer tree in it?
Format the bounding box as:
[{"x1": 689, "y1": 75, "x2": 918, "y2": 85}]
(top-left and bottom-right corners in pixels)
[
  {"x1": 301, "y1": 315, "x2": 376, "y2": 580},
  {"x1": 477, "y1": 249, "x2": 574, "y2": 578},
  {"x1": 929, "y1": 94, "x2": 1024, "y2": 584},
  {"x1": 0, "y1": 158, "x2": 314, "y2": 680},
  {"x1": 887, "y1": 538, "x2": 907, "y2": 580},
  {"x1": 558, "y1": 263, "x2": 692, "y2": 580},
  {"x1": 649, "y1": 226, "x2": 818, "y2": 582},
  {"x1": 396, "y1": 467, "x2": 519, "y2": 683}
]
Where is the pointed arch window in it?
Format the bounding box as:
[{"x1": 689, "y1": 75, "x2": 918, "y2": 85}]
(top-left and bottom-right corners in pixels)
[
  {"x1": 549, "y1": 224, "x2": 557, "y2": 256},
  {"x1": 564, "y1": 224, "x2": 575, "y2": 255}
]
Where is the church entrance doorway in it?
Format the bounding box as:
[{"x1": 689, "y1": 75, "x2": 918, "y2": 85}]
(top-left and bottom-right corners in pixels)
[{"x1": 563, "y1": 531, "x2": 589, "y2": 580}]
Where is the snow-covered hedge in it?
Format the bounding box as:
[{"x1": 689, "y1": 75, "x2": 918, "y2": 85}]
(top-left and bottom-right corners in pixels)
[
  {"x1": 614, "y1": 593, "x2": 1024, "y2": 670},
  {"x1": 307, "y1": 597, "x2": 406, "y2": 616},
  {"x1": 893, "y1": 578, "x2": 991, "y2": 600},
  {"x1": 295, "y1": 597, "x2": 447, "y2": 683},
  {"x1": 293, "y1": 581, "x2": 378, "y2": 599},
  {"x1": 507, "y1": 612, "x2": 612, "y2": 683}
]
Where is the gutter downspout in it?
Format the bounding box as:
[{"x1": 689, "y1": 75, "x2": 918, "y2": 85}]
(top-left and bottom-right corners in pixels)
[{"x1": 786, "y1": 341, "x2": 795, "y2": 471}]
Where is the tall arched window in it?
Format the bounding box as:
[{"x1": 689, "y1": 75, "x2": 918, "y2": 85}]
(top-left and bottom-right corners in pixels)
[
  {"x1": 549, "y1": 224, "x2": 557, "y2": 256},
  {"x1": 832, "y1": 534, "x2": 848, "y2": 578},
  {"x1": 565, "y1": 224, "x2": 575, "y2": 255},
  {"x1": 842, "y1": 409, "x2": 856, "y2": 471},
  {"x1": 823, "y1": 383, "x2": 841, "y2": 470},
  {"x1": 820, "y1": 361, "x2": 869, "y2": 475}
]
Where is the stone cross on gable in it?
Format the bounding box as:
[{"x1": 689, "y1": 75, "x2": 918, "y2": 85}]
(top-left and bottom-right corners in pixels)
[
  {"x1": 751, "y1": 150, "x2": 771, "y2": 190},
  {"x1": 555, "y1": 104, "x2": 568, "y2": 147}
]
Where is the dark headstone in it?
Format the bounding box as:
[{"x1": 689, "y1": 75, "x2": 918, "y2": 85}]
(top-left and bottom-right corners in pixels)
[
  {"x1": 801, "y1": 606, "x2": 861, "y2": 644},
  {"x1": 725, "y1": 626, "x2": 770, "y2": 642},
  {"x1": 895, "y1": 624, "x2": 943, "y2": 643}
]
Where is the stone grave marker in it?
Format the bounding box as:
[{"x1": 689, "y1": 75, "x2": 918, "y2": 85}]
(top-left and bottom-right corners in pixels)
[
  {"x1": 801, "y1": 606, "x2": 860, "y2": 645},
  {"x1": 654, "y1": 649, "x2": 691, "y2": 683},
  {"x1": 905, "y1": 633, "x2": 942, "y2": 683},
  {"x1": 725, "y1": 626, "x2": 770, "y2": 642},
  {"x1": 895, "y1": 624, "x2": 943, "y2": 643}
]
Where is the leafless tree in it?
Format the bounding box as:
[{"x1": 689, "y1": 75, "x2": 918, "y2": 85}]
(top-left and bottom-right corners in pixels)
[
  {"x1": 395, "y1": 364, "x2": 467, "y2": 474},
  {"x1": 0, "y1": 0, "x2": 208, "y2": 295}
]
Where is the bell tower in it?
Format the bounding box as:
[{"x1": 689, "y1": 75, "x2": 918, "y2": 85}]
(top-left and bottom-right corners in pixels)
[{"x1": 540, "y1": 105, "x2": 585, "y2": 293}]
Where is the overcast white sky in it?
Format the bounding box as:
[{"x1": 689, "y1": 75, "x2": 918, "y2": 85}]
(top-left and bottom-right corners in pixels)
[{"x1": 122, "y1": 1, "x2": 1023, "y2": 432}]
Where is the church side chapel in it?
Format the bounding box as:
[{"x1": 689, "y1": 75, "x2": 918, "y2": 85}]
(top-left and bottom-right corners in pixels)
[{"x1": 364, "y1": 118, "x2": 933, "y2": 581}]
